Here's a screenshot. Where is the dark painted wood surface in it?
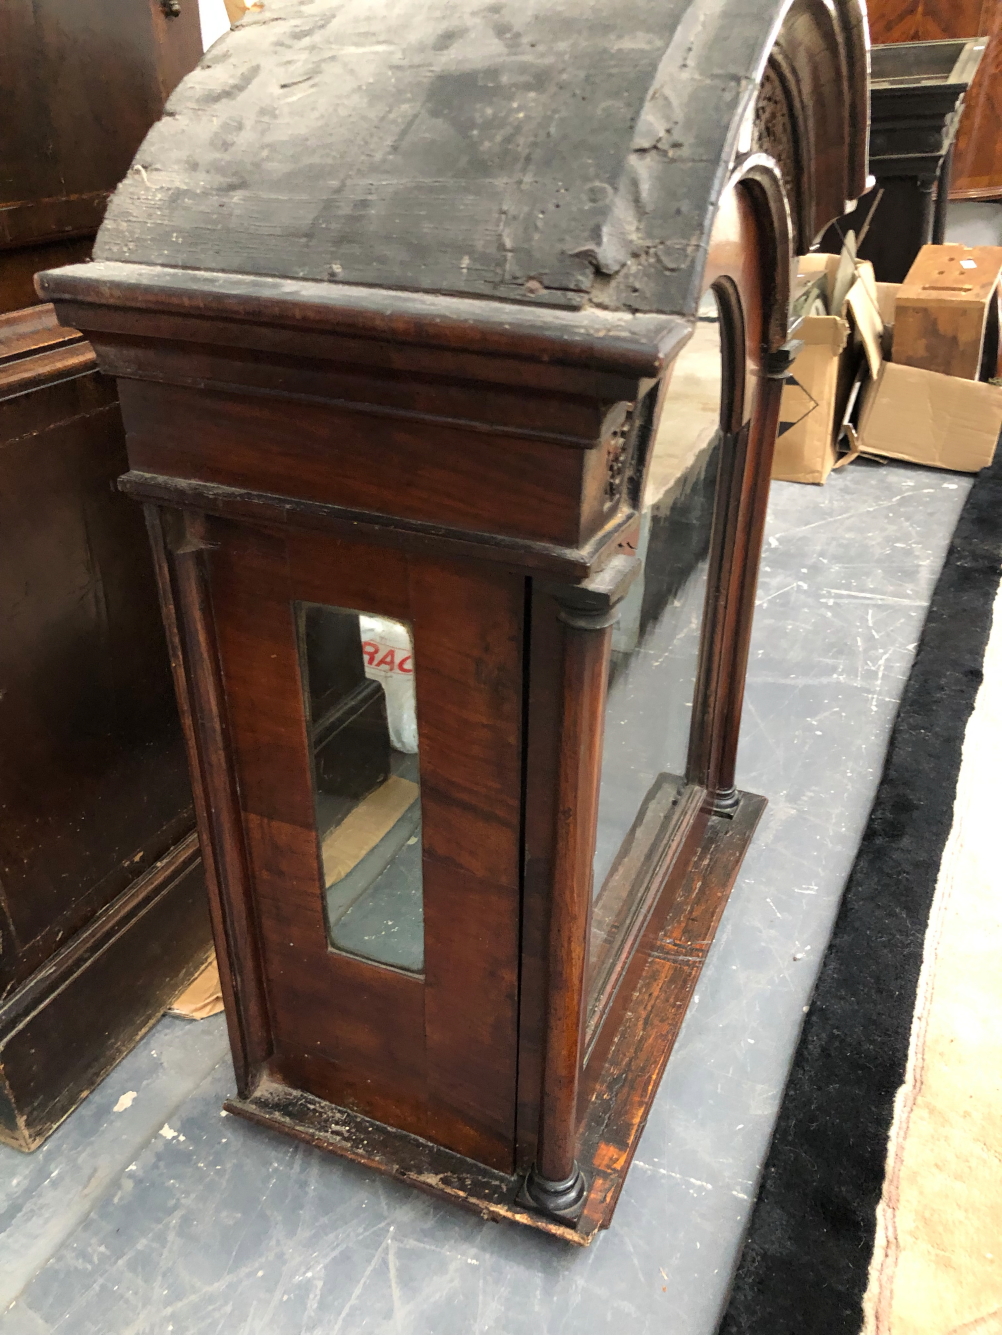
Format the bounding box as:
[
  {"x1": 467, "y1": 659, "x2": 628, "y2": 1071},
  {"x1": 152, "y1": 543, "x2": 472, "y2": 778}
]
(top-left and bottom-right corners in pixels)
[
  {"x1": 92, "y1": 0, "x2": 866, "y2": 313},
  {"x1": 0, "y1": 837, "x2": 210, "y2": 1151},
  {"x1": 0, "y1": 0, "x2": 202, "y2": 312},
  {"x1": 0, "y1": 311, "x2": 196, "y2": 996},
  {"x1": 0, "y1": 308, "x2": 212, "y2": 1149}
]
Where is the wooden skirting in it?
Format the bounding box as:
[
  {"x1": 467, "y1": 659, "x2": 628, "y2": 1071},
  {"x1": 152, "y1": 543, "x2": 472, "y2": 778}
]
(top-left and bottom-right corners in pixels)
[{"x1": 0, "y1": 833, "x2": 212, "y2": 1152}]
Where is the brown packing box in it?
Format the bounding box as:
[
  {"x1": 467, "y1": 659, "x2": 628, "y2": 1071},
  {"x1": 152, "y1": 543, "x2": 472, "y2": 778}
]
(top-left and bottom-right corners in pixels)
[
  {"x1": 875, "y1": 282, "x2": 900, "y2": 360},
  {"x1": 773, "y1": 313, "x2": 850, "y2": 484},
  {"x1": 856, "y1": 362, "x2": 1002, "y2": 473},
  {"x1": 894, "y1": 244, "x2": 1002, "y2": 381},
  {"x1": 773, "y1": 254, "x2": 880, "y2": 485},
  {"x1": 875, "y1": 282, "x2": 900, "y2": 330}
]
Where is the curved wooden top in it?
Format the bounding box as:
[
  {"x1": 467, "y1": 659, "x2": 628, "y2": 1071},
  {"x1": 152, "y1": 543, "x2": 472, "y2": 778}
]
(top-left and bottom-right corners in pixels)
[{"x1": 93, "y1": 0, "x2": 867, "y2": 318}]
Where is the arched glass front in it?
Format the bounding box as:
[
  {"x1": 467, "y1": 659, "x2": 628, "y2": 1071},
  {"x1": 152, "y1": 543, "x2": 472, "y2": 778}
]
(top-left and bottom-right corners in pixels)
[{"x1": 587, "y1": 287, "x2": 738, "y2": 1020}]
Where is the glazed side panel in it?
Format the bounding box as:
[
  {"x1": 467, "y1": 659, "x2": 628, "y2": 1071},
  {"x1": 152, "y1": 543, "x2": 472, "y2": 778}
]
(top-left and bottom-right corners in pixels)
[{"x1": 202, "y1": 518, "x2": 525, "y2": 1171}]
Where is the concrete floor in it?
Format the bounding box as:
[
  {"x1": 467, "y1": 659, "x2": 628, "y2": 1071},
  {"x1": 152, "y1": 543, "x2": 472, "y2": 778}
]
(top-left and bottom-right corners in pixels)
[
  {"x1": 0, "y1": 458, "x2": 972, "y2": 1335},
  {"x1": 945, "y1": 200, "x2": 1002, "y2": 248}
]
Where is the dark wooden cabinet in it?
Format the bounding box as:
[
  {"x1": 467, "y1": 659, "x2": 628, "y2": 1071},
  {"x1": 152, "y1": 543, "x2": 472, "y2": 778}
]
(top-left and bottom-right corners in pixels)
[
  {"x1": 0, "y1": 0, "x2": 210, "y2": 1150},
  {"x1": 43, "y1": 0, "x2": 868, "y2": 1240},
  {"x1": 0, "y1": 308, "x2": 213, "y2": 1150},
  {"x1": 821, "y1": 37, "x2": 988, "y2": 281},
  {"x1": 867, "y1": 0, "x2": 1002, "y2": 201},
  {"x1": 0, "y1": 0, "x2": 202, "y2": 313}
]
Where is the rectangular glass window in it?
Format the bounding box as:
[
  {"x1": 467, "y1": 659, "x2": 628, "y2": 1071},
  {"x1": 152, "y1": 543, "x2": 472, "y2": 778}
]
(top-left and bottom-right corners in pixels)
[
  {"x1": 296, "y1": 602, "x2": 423, "y2": 974},
  {"x1": 588, "y1": 294, "x2": 725, "y2": 1014}
]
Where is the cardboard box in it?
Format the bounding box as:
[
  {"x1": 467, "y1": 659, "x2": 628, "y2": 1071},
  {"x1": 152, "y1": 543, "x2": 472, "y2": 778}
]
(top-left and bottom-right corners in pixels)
[
  {"x1": 774, "y1": 313, "x2": 850, "y2": 484},
  {"x1": 875, "y1": 282, "x2": 900, "y2": 360},
  {"x1": 875, "y1": 282, "x2": 900, "y2": 330},
  {"x1": 856, "y1": 362, "x2": 1002, "y2": 473},
  {"x1": 773, "y1": 254, "x2": 879, "y2": 485},
  {"x1": 894, "y1": 244, "x2": 1002, "y2": 380}
]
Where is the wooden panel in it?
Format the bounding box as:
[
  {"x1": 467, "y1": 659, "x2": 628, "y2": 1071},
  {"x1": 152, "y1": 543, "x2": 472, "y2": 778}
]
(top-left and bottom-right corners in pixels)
[
  {"x1": 867, "y1": 1, "x2": 983, "y2": 44},
  {"x1": 0, "y1": 238, "x2": 94, "y2": 316},
  {"x1": 0, "y1": 0, "x2": 202, "y2": 311},
  {"x1": 0, "y1": 837, "x2": 211, "y2": 1151},
  {"x1": 952, "y1": 5, "x2": 1002, "y2": 199},
  {"x1": 206, "y1": 520, "x2": 523, "y2": 1170},
  {"x1": 222, "y1": 791, "x2": 765, "y2": 1246},
  {"x1": 410, "y1": 559, "x2": 523, "y2": 1165},
  {"x1": 0, "y1": 364, "x2": 194, "y2": 996},
  {"x1": 118, "y1": 379, "x2": 592, "y2": 547},
  {"x1": 578, "y1": 794, "x2": 767, "y2": 1235},
  {"x1": 0, "y1": 0, "x2": 202, "y2": 234}
]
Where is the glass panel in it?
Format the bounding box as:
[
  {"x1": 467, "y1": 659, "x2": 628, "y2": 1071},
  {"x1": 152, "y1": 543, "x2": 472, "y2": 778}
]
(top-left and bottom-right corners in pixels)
[
  {"x1": 297, "y1": 602, "x2": 423, "y2": 974},
  {"x1": 588, "y1": 292, "x2": 725, "y2": 1006}
]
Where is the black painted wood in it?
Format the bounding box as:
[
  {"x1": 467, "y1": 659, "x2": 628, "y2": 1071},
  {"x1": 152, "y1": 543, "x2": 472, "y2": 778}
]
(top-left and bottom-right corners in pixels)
[{"x1": 92, "y1": 0, "x2": 866, "y2": 316}]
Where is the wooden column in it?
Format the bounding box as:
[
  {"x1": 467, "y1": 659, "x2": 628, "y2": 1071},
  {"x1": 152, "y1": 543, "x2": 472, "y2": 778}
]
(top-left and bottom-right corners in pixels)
[
  {"x1": 712, "y1": 346, "x2": 795, "y2": 807},
  {"x1": 147, "y1": 507, "x2": 273, "y2": 1092},
  {"x1": 521, "y1": 555, "x2": 638, "y2": 1223}
]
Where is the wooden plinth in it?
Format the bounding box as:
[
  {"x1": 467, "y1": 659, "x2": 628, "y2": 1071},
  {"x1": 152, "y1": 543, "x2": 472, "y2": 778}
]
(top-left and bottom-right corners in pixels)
[{"x1": 225, "y1": 791, "x2": 766, "y2": 1244}]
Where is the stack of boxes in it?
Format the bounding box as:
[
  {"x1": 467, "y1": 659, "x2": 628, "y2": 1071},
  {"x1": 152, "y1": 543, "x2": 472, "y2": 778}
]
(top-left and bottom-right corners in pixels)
[{"x1": 774, "y1": 243, "x2": 1002, "y2": 484}]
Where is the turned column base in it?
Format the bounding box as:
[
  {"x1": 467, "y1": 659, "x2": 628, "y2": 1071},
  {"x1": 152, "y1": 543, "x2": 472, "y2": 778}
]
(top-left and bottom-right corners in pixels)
[{"x1": 517, "y1": 1162, "x2": 588, "y2": 1224}]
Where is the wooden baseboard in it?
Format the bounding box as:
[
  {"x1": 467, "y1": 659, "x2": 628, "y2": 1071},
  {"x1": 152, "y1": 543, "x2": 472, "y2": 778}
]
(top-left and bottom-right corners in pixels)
[
  {"x1": 0, "y1": 832, "x2": 212, "y2": 1151},
  {"x1": 226, "y1": 793, "x2": 765, "y2": 1243}
]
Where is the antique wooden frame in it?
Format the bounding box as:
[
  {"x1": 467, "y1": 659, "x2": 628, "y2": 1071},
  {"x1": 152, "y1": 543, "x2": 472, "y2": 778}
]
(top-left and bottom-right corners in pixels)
[{"x1": 41, "y1": 0, "x2": 868, "y2": 1241}]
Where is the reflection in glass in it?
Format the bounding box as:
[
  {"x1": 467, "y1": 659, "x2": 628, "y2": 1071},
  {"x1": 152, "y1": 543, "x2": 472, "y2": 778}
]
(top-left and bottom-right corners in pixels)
[
  {"x1": 588, "y1": 293, "x2": 725, "y2": 1010},
  {"x1": 297, "y1": 602, "x2": 423, "y2": 973}
]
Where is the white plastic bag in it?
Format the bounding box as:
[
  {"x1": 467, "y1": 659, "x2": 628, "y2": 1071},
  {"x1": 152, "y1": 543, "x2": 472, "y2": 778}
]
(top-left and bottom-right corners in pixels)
[{"x1": 358, "y1": 615, "x2": 418, "y2": 753}]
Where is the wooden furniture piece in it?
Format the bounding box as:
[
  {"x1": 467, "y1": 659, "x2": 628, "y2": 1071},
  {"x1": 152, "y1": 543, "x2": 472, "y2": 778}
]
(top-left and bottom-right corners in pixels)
[
  {"x1": 894, "y1": 244, "x2": 1002, "y2": 380},
  {"x1": 867, "y1": 0, "x2": 1002, "y2": 202},
  {"x1": 0, "y1": 0, "x2": 210, "y2": 1152},
  {"x1": 0, "y1": 306, "x2": 213, "y2": 1151},
  {"x1": 42, "y1": 0, "x2": 868, "y2": 1242},
  {"x1": 821, "y1": 38, "x2": 988, "y2": 281},
  {"x1": 0, "y1": 0, "x2": 202, "y2": 313}
]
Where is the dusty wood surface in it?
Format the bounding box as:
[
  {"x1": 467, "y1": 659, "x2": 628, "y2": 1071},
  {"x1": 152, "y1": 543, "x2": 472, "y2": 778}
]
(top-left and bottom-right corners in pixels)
[
  {"x1": 93, "y1": 0, "x2": 865, "y2": 316},
  {"x1": 1, "y1": 0, "x2": 202, "y2": 312}
]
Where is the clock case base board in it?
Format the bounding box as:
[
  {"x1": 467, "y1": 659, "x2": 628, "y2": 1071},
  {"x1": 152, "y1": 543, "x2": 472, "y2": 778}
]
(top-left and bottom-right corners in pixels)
[{"x1": 225, "y1": 792, "x2": 765, "y2": 1244}]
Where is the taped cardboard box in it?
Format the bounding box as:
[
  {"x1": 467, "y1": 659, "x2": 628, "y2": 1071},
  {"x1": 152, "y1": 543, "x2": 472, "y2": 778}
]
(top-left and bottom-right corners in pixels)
[
  {"x1": 856, "y1": 362, "x2": 1002, "y2": 473},
  {"x1": 894, "y1": 244, "x2": 1002, "y2": 380}
]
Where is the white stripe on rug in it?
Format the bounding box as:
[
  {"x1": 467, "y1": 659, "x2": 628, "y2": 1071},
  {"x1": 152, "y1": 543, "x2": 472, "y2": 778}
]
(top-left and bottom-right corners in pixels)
[{"x1": 862, "y1": 577, "x2": 1002, "y2": 1335}]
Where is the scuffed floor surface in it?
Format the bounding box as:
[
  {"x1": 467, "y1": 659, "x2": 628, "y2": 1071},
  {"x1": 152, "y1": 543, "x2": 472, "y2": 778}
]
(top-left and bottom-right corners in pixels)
[{"x1": 0, "y1": 460, "x2": 971, "y2": 1335}]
